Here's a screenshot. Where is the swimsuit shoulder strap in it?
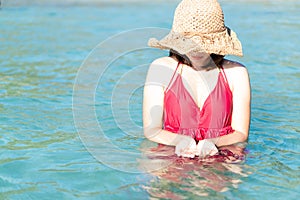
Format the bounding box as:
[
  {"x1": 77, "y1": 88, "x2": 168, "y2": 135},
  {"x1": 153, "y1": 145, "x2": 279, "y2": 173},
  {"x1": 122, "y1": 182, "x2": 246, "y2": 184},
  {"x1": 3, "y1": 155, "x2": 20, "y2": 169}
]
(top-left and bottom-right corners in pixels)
[
  {"x1": 165, "y1": 61, "x2": 181, "y2": 91},
  {"x1": 219, "y1": 65, "x2": 230, "y2": 85}
]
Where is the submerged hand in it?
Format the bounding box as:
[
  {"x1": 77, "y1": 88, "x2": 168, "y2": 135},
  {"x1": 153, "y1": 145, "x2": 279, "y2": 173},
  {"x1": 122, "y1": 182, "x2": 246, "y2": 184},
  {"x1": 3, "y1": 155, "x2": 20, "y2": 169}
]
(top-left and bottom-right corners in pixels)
[
  {"x1": 175, "y1": 137, "x2": 197, "y2": 158},
  {"x1": 196, "y1": 139, "x2": 218, "y2": 158}
]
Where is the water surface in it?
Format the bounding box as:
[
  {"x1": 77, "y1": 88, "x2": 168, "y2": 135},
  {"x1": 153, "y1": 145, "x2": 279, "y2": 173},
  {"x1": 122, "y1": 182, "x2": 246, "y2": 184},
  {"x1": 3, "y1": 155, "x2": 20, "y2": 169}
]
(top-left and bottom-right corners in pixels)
[{"x1": 0, "y1": 1, "x2": 299, "y2": 199}]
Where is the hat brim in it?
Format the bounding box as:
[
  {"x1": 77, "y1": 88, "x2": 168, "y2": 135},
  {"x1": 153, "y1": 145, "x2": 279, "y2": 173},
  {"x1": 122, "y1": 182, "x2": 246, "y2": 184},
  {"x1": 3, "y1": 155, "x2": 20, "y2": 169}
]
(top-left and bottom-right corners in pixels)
[{"x1": 148, "y1": 27, "x2": 243, "y2": 57}]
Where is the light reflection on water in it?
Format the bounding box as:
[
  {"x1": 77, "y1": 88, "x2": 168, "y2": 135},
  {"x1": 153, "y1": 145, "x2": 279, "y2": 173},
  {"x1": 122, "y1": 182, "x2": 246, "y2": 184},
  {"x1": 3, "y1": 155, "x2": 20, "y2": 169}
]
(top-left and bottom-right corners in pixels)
[
  {"x1": 138, "y1": 142, "x2": 252, "y2": 199},
  {"x1": 0, "y1": 1, "x2": 300, "y2": 199}
]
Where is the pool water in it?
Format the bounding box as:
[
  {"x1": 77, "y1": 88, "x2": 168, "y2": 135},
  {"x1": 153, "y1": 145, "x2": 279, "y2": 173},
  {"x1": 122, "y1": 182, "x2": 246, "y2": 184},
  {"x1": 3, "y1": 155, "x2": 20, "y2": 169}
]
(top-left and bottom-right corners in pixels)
[{"x1": 1, "y1": 1, "x2": 300, "y2": 199}]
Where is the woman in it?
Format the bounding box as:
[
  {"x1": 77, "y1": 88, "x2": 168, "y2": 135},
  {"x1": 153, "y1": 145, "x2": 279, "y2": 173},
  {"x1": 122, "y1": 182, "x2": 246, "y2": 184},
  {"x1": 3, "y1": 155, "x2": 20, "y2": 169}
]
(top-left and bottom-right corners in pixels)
[{"x1": 143, "y1": 0, "x2": 251, "y2": 158}]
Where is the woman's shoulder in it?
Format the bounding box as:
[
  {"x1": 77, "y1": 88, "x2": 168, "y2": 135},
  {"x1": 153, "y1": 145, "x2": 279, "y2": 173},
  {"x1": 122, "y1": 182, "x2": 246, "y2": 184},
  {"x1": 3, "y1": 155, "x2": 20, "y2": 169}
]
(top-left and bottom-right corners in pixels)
[
  {"x1": 222, "y1": 59, "x2": 249, "y2": 77},
  {"x1": 150, "y1": 56, "x2": 178, "y2": 69},
  {"x1": 147, "y1": 56, "x2": 179, "y2": 78},
  {"x1": 221, "y1": 59, "x2": 250, "y2": 89},
  {"x1": 146, "y1": 57, "x2": 178, "y2": 87}
]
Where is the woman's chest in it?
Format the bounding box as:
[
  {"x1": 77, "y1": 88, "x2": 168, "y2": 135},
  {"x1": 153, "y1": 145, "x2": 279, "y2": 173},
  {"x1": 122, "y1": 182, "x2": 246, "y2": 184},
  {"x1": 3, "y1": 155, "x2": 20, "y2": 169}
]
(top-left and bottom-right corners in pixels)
[{"x1": 180, "y1": 69, "x2": 220, "y2": 110}]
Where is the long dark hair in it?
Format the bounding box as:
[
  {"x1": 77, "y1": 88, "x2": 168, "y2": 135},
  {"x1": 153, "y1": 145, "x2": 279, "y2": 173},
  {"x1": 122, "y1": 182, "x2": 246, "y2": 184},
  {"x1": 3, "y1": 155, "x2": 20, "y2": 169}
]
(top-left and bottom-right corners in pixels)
[{"x1": 169, "y1": 49, "x2": 224, "y2": 70}]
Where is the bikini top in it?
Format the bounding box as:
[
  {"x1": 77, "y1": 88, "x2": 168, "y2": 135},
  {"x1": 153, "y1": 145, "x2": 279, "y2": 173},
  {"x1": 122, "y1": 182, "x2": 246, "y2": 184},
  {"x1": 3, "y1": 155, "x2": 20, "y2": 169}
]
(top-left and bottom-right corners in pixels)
[{"x1": 163, "y1": 62, "x2": 235, "y2": 141}]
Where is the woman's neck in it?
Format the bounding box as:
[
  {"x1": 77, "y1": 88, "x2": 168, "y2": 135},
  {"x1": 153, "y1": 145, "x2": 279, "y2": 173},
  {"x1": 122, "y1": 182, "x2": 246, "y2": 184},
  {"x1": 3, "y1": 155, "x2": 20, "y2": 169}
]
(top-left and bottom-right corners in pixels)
[{"x1": 191, "y1": 61, "x2": 219, "y2": 71}]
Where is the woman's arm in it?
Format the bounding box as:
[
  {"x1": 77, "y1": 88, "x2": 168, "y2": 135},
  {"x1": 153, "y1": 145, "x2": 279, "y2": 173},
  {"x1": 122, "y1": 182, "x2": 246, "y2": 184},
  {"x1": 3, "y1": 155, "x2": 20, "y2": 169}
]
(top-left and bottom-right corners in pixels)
[
  {"x1": 143, "y1": 58, "x2": 194, "y2": 146},
  {"x1": 143, "y1": 84, "x2": 194, "y2": 146},
  {"x1": 209, "y1": 65, "x2": 251, "y2": 147}
]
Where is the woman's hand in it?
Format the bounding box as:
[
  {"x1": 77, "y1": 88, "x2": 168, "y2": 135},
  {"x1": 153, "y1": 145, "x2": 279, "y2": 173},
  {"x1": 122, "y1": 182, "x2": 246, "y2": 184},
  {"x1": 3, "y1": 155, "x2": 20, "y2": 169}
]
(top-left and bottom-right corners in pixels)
[
  {"x1": 175, "y1": 136, "x2": 197, "y2": 158},
  {"x1": 175, "y1": 138, "x2": 218, "y2": 158},
  {"x1": 196, "y1": 139, "x2": 218, "y2": 157}
]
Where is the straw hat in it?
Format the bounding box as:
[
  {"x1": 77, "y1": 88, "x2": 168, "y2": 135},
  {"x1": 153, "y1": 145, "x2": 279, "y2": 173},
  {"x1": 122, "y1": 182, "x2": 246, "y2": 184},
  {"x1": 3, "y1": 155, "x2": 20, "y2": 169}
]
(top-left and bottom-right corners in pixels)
[{"x1": 148, "y1": 0, "x2": 243, "y2": 56}]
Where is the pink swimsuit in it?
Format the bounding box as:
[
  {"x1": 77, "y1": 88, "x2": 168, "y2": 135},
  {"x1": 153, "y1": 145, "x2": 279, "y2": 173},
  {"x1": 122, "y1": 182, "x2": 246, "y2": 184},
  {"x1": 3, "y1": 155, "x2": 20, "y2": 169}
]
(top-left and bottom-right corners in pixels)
[{"x1": 163, "y1": 62, "x2": 235, "y2": 142}]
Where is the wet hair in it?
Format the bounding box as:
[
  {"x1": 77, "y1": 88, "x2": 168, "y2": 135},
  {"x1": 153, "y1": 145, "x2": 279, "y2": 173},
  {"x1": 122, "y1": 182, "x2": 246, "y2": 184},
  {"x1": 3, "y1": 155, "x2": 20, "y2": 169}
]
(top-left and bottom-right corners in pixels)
[{"x1": 169, "y1": 49, "x2": 224, "y2": 70}]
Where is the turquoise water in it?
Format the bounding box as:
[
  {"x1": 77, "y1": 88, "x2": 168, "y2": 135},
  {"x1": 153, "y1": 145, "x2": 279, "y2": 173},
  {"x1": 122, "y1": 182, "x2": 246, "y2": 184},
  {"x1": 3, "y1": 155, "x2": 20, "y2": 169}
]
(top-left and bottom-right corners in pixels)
[{"x1": 1, "y1": 1, "x2": 300, "y2": 199}]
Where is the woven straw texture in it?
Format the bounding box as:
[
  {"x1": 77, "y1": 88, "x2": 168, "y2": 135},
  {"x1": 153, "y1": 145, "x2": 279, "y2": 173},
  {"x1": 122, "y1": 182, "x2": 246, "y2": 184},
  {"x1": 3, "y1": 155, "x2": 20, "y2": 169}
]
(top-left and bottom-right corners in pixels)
[{"x1": 148, "y1": 0, "x2": 243, "y2": 56}]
